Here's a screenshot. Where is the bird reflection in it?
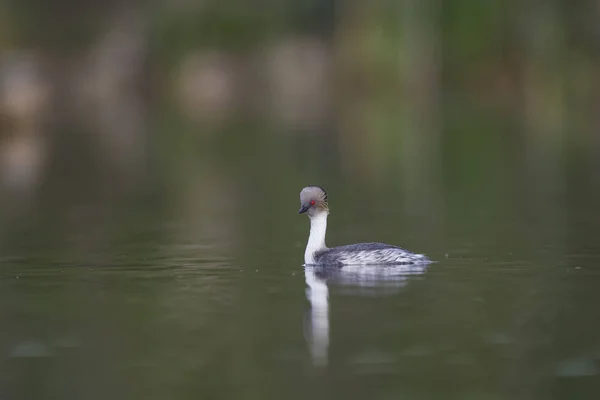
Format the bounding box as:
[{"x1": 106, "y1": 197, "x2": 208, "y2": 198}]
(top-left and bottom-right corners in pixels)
[{"x1": 304, "y1": 264, "x2": 428, "y2": 366}]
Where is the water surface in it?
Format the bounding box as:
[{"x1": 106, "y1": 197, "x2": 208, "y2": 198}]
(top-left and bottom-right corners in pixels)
[{"x1": 2, "y1": 199, "x2": 600, "y2": 400}]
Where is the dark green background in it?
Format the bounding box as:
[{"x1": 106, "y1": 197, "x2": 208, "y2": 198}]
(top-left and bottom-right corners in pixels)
[{"x1": 1, "y1": 0, "x2": 599, "y2": 398}]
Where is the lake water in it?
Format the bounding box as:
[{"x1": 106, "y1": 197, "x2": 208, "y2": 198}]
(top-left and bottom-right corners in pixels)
[
  {"x1": 1, "y1": 184, "x2": 599, "y2": 400},
  {"x1": 3, "y1": 0, "x2": 600, "y2": 396}
]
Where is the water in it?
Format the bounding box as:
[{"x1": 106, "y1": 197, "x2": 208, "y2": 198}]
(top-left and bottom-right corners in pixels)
[
  {"x1": 1, "y1": 111, "x2": 599, "y2": 398},
  {"x1": 1, "y1": 192, "x2": 600, "y2": 400},
  {"x1": 3, "y1": 1, "x2": 600, "y2": 395}
]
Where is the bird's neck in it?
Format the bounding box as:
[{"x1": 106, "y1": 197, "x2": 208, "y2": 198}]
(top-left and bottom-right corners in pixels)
[{"x1": 305, "y1": 213, "x2": 328, "y2": 264}]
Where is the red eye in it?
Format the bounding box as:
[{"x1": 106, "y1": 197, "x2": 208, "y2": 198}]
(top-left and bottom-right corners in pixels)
[{"x1": 310, "y1": 200, "x2": 316, "y2": 206}]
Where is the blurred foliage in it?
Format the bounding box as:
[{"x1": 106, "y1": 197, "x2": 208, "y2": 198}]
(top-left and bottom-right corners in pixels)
[
  {"x1": 0, "y1": 0, "x2": 599, "y2": 223},
  {"x1": 1, "y1": 4, "x2": 600, "y2": 400}
]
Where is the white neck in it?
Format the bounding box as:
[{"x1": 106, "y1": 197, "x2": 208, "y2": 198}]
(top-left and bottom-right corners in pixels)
[{"x1": 305, "y1": 212, "x2": 328, "y2": 264}]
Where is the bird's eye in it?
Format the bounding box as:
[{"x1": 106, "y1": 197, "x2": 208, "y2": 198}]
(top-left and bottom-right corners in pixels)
[{"x1": 310, "y1": 200, "x2": 316, "y2": 206}]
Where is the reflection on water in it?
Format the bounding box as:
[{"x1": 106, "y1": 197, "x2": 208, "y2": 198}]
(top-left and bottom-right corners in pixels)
[
  {"x1": 304, "y1": 264, "x2": 428, "y2": 366},
  {"x1": 304, "y1": 267, "x2": 329, "y2": 366}
]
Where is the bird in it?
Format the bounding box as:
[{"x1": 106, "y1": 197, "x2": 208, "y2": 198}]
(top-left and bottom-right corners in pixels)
[{"x1": 298, "y1": 185, "x2": 431, "y2": 266}]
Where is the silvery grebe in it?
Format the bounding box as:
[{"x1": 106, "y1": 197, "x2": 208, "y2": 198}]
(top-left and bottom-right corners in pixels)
[{"x1": 298, "y1": 186, "x2": 431, "y2": 266}]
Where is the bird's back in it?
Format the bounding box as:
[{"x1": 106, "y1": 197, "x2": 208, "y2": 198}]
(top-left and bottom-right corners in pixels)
[{"x1": 314, "y1": 242, "x2": 430, "y2": 266}]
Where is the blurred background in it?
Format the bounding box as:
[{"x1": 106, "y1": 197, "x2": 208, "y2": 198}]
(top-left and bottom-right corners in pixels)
[{"x1": 1, "y1": 0, "x2": 600, "y2": 399}]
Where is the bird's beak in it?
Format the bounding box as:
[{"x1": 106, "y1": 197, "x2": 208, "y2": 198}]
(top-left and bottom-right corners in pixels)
[{"x1": 298, "y1": 204, "x2": 310, "y2": 214}]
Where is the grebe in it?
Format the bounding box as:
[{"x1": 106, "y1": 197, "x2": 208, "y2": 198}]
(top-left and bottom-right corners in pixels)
[{"x1": 298, "y1": 186, "x2": 431, "y2": 266}]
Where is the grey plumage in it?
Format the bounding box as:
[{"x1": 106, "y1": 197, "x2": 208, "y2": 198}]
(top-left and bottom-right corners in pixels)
[{"x1": 314, "y1": 242, "x2": 430, "y2": 266}]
